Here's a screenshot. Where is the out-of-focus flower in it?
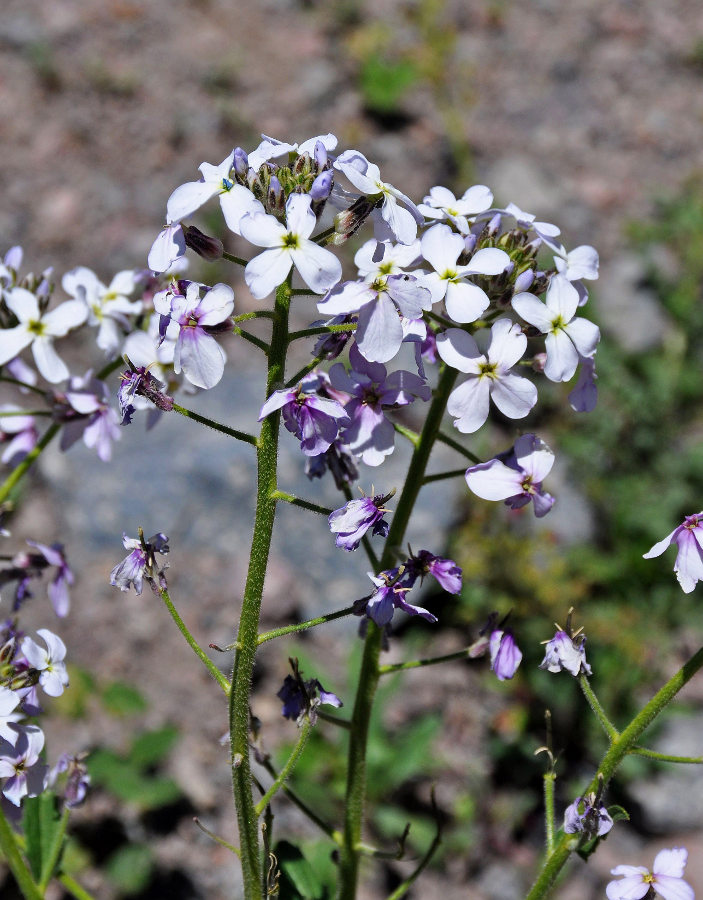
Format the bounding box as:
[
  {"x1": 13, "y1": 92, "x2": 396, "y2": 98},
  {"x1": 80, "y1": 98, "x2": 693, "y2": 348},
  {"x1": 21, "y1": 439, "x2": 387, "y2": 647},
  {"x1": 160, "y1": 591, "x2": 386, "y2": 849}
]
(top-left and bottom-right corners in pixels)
[
  {"x1": 277, "y1": 659, "x2": 342, "y2": 726},
  {"x1": 21, "y1": 629, "x2": 69, "y2": 698},
  {"x1": 489, "y1": 629, "x2": 522, "y2": 681},
  {"x1": 606, "y1": 848, "x2": 693, "y2": 900},
  {"x1": 643, "y1": 512, "x2": 703, "y2": 594},
  {"x1": 49, "y1": 753, "x2": 90, "y2": 808}
]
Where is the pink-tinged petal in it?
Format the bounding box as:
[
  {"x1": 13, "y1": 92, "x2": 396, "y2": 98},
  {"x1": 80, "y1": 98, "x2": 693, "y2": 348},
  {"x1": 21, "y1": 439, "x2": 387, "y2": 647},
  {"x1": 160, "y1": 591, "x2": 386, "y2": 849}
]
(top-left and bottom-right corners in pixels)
[
  {"x1": 512, "y1": 292, "x2": 553, "y2": 332},
  {"x1": 421, "y1": 224, "x2": 463, "y2": 273},
  {"x1": 606, "y1": 875, "x2": 650, "y2": 900},
  {"x1": 654, "y1": 851, "x2": 689, "y2": 882},
  {"x1": 355, "y1": 295, "x2": 403, "y2": 363},
  {"x1": 31, "y1": 339, "x2": 70, "y2": 383},
  {"x1": 514, "y1": 434, "x2": 555, "y2": 481},
  {"x1": 693, "y1": 522, "x2": 703, "y2": 551},
  {"x1": 318, "y1": 280, "x2": 373, "y2": 315},
  {"x1": 643, "y1": 528, "x2": 679, "y2": 559},
  {"x1": 466, "y1": 459, "x2": 523, "y2": 500},
  {"x1": 175, "y1": 329, "x2": 225, "y2": 389},
  {"x1": 653, "y1": 877, "x2": 695, "y2": 900},
  {"x1": 245, "y1": 248, "x2": 292, "y2": 300},
  {"x1": 259, "y1": 388, "x2": 296, "y2": 420},
  {"x1": 290, "y1": 241, "x2": 342, "y2": 295},
  {"x1": 196, "y1": 283, "x2": 234, "y2": 325},
  {"x1": 545, "y1": 330, "x2": 579, "y2": 382},
  {"x1": 43, "y1": 300, "x2": 88, "y2": 336},
  {"x1": 148, "y1": 224, "x2": 185, "y2": 273},
  {"x1": 240, "y1": 210, "x2": 287, "y2": 249},
  {"x1": 0, "y1": 325, "x2": 33, "y2": 366},
  {"x1": 487, "y1": 318, "x2": 527, "y2": 368},
  {"x1": 219, "y1": 185, "x2": 265, "y2": 234},
  {"x1": 166, "y1": 180, "x2": 219, "y2": 223},
  {"x1": 673, "y1": 531, "x2": 703, "y2": 593},
  {"x1": 491, "y1": 372, "x2": 538, "y2": 419},
  {"x1": 436, "y1": 328, "x2": 482, "y2": 374},
  {"x1": 447, "y1": 377, "x2": 491, "y2": 433},
  {"x1": 564, "y1": 317, "x2": 600, "y2": 357},
  {"x1": 285, "y1": 194, "x2": 316, "y2": 240},
  {"x1": 445, "y1": 281, "x2": 490, "y2": 324},
  {"x1": 5, "y1": 287, "x2": 39, "y2": 322},
  {"x1": 464, "y1": 247, "x2": 510, "y2": 276},
  {"x1": 381, "y1": 197, "x2": 417, "y2": 245}
]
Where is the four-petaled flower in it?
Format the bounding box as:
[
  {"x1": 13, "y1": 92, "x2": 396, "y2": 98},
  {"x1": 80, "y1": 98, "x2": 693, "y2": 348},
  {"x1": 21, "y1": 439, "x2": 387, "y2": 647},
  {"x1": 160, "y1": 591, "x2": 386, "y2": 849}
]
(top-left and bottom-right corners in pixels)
[
  {"x1": 563, "y1": 794, "x2": 613, "y2": 839},
  {"x1": 21, "y1": 629, "x2": 69, "y2": 698},
  {"x1": 540, "y1": 629, "x2": 592, "y2": 677},
  {"x1": 328, "y1": 492, "x2": 392, "y2": 552},
  {"x1": 644, "y1": 512, "x2": 703, "y2": 594},
  {"x1": 418, "y1": 184, "x2": 494, "y2": 235},
  {"x1": 606, "y1": 848, "x2": 694, "y2": 900},
  {"x1": 110, "y1": 532, "x2": 169, "y2": 595}
]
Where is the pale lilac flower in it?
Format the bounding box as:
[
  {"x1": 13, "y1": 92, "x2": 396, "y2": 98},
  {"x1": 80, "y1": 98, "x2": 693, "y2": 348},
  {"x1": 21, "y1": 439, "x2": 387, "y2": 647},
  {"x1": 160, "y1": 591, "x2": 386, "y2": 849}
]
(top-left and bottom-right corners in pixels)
[
  {"x1": 49, "y1": 753, "x2": 90, "y2": 808},
  {"x1": 21, "y1": 629, "x2": 69, "y2": 697},
  {"x1": 418, "y1": 185, "x2": 494, "y2": 234},
  {"x1": 110, "y1": 532, "x2": 169, "y2": 596},
  {"x1": 644, "y1": 513, "x2": 703, "y2": 594},
  {"x1": 0, "y1": 246, "x2": 23, "y2": 289},
  {"x1": 25, "y1": 541, "x2": 73, "y2": 617},
  {"x1": 318, "y1": 273, "x2": 430, "y2": 364},
  {"x1": 259, "y1": 374, "x2": 349, "y2": 457},
  {"x1": 0, "y1": 405, "x2": 37, "y2": 466},
  {"x1": 241, "y1": 194, "x2": 342, "y2": 299},
  {"x1": 353, "y1": 239, "x2": 420, "y2": 279},
  {"x1": 0, "y1": 288, "x2": 87, "y2": 383},
  {"x1": 436, "y1": 320, "x2": 537, "y2": 433},
  {"x1": 489, "y1": 630, "x2": 522, "y2": 680},
  {"x1": 360, "y1": 569, "x2": 437, "y2": 626},
  {"x1": 546, "y1": 242, "x2": 599, "y2": 282},
  {"x1": 118, "y1": 364, "x2": 174, "y2": 426},
  {"x1": 564, "y1": 795, "x2": 613, "y2": 838},
  {"x1": 148, "y1": 223, "x2": 186, "y2": 274},
  {"x1": 56, "y1": 372, "x2": 121, "y2": 463},
  {"x1": 248, "y1": 133, "x2": 338, "y2": 170},
  {"x1": 420, "y1": 224, "x2": 509, "y2": 323},
  {"x1": 512, "y1": 274, "x2": 600, "y2": 382},
  {"x1": 61, "y1": 267, "x2": 142, "y2": 355},
  {"x1": 154, "y1": 281, "x2": 234, "y2": 389},
  {"x1": 0, "y1": 725, "x2": 47, "y2": 806},
  {"x1": 540, "y1": 629, "x2": 592, "y2": 677},
  {"x1": 329, "y1": 345, "x2": 430, "y2": 465},
  {"x1": 606, "y1": 848, "x2": 694, "y2": 900},
  {"x1": 334, "y1": 150, "x2": 424, "y2": 244},
  {"x1": 0, "y1": 687, "x2": 22, "y2": 745},
  {"x1": 465, "y1": 434, "x2": 555, "y2": 517},
  {"x1": 568, "y1": 355, "x2": 598, "y2": 412},
  {"x1": 328, "y1": 492, "x2": 392, "y2": 552},
  {"x1": 485, "y1": 202, "x2": 561, "y2": 243}
]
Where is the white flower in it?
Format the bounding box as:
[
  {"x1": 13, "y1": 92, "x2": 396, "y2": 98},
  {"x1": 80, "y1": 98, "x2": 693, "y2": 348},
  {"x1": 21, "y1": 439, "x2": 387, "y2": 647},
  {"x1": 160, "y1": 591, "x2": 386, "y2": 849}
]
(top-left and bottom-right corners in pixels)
[
  {"x1": 436, "y1": 319, "x2": 537, "y2": 433},
  {"x1": 418, "y1": 184, "x2": 494, "y2": 234},
  {"x1": 21, "y1": 629, "x2": 69, "y2": 698},
  {"x1": 512, "y1": 274, "x2": 600, "y2": 382},
  {"x1": 62, "y1": 266, "x2": 142, "y2": 355},
  {"x1": 0, "y1": 288, "x2": 87, "y2": 382},
  {"x1": 247, "y1": 133, "x2": 338, "y2": 170},
  {"x1": 241, "y1": 194, "x2": 342, "y2": 299}
]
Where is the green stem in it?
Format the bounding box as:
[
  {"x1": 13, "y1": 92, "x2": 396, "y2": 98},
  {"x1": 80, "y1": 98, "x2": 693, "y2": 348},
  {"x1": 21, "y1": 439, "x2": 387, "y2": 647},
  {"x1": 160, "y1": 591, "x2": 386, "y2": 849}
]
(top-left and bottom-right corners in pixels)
[
  {"x1": 543, "y1": 772, "x2": 556, "y2": 855},
  {"x1": 257, "y1": 606, "x2": 356, "y2": 645},
  {"x1": 254, "y1": 719, "x2": 312, "y2": 815},
  {"x1": 379, "y1": 647, "x2": 469, "y2": 674},
  {"x1": 629, "y1": 747, "x2": 703, "y2": 763},
  {"x1": 172, "y1": 404, "x2": 257, "y2": 446},
  {"x1": 0, "y1": 422, "x2": 60, "y2": 505},
  {"x1": 578, "y1": 675, "x2": 618, "y2": 740},
  {"x1": 193, "y1": 818, "x2": 241, "y2": 857},
  {"x1": 159, "y1": 587, "x2": 230, "y2": 693},
  {"x1": 0, "y1": 409, "x2": 51, "y2": 417},
  {"x1": 0, "y1": 376, "x2": 50, "y2": 396},
  {"x1": 261, "y1": 758, "x2": 340, "y2": 841},
  {"x1": 288, "y1": 322, "x2": 357, "y2": 342},
  {"x1": 270, "y1": 490, "x2": 331, "y2": 516},
  {"x1": 436, "y1": 431, "x2": 480, "y2": 464},
  {"x1": 232, "y1": 311, "x2": 275, "y2": 323},
  {"x1": 229, "y1": 281, "x2": 291, "y2": 899},
  {"x1": 223, "y1": 250, "x2": 249, "y2": 267},
  {"x1": 525, "y1": 645, "x2": 703, "y2": 900},
  {"x1": 58, "y1": 873, "x2": 98, "y2": 900},
  {"x1": 423, "y1": 468, "x2": 468, "y2": 485},
  {"x1": 393, "y1": 423, "x2": 420, "y2": 447},
  {"x1": 233, "y1": 327, "x2": 270, "y2": 354},
  {"x1": 285, "y1": 355, "x2": 328, "y2": 389},
  {"x1": 38, "y1": 806, "x2": 70, "y2": 890},
  {"x1": 384, "y1": 821, "x2": 442, "y2": 900},
  {"x1": 0, "y1": 807, "x2": 43, "y2": 900},
  {"x1": 337, "y1": 364, "x2": 458, "y2": 900}
]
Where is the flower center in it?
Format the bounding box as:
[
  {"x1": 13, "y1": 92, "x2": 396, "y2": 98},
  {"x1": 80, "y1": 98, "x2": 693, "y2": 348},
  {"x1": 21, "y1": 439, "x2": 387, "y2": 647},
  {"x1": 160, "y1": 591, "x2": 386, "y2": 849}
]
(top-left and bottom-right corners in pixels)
[
  {"x1": 27, "y1": 319, "x2": 45, "y2": 337},
  {"x1": 282, "y1": 232, "x2": 300, "y2": 250},
  {"x1": 477, "y1": 361, "x2": 497, "y2": 378}
]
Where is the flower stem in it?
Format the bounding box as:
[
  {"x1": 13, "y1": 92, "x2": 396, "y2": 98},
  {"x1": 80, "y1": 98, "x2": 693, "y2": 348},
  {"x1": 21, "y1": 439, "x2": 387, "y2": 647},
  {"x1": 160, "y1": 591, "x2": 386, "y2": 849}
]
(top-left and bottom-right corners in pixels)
[
  {"x1": 423, "y1": 468, "x2": 468, "y2": 485},
  {"x1": 0, "y1": 806, "x2": 43, "y2": 900},
  {"x1": 257, "y1": 605, "x2": 356, "y2": 645},
  {"x1": 0, "y1": 422, "x2": 60, "y2": 505},
  {"x1": 171, "y1": 403, "x2": 257, "y2": 446},
  {"x1": 578, "y1": 675, "x2": 619, "y2": 740},
  {"x1": 58, "y1": 873, "x2": 99, "y2": 900},
  {"x1": 229, "y1": 281, "x2": 291, "y2": 900},
  {"x1": 223, "y1": 251, "x2": 249, "y2": 267},
  {"x1": 288, "y1": 322, "x2": 357, "y2": 342},
  {"x1": 629, "y1": 747, "x2": 703, "y2": 763},
  {"x1": 436, "y1": 431, "x2": 480, "y2": 464},
  {"x1": 269, "y1": 490, "x2": 331, "y2": 516},
  {"x1": 378, "y1": 647, "x2": 470, "y2": 674},
  {"x1": 254, "y1": 719, "x2": 312, "y2": 815},
  {"x1": 543, "y1": 771, "x2": 556, "y2": 855},
  {"x1": 261, "y1": 757, "x2": 340, "y2": 841},
  {"x1": 336, "y1": 364, "x2": 458, "y2": 900},
  {"x1": 159, "y1": 587, "x2": 230, "y2": 693}
]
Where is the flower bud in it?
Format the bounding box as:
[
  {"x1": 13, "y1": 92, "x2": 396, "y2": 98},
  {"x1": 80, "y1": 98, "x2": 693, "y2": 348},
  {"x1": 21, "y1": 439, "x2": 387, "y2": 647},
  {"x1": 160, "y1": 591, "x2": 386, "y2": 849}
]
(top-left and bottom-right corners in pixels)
[
  {"x1": 514, "y1": 268, "x2": 535, "y2": 293},
  {"x1": 182, "y1": 226, "x2": 224, "y2": 262},
  {"x1": 332, "y1": 196, "x2": 377, "y2": 244},
  {"x1": 314, "y1": 140, "x2": 328, "y2": 168},
  {"x1": 233, "y1": 147, "x2": 249, "y2": 179},
  {"x1": 310, "y1": 170, "x2": 333, "y2": 202}
]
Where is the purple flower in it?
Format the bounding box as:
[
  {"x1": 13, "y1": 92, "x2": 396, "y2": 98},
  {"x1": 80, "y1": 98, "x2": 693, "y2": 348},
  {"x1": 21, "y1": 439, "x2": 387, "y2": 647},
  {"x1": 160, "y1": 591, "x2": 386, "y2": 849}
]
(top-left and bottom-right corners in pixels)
[
  {"x1": 118, "y1": 364, "x2": 174, "y2": 426},
  {"x1": 328, "y1": 492, "x2": 392, "y2": 552},
  {"x1": 0, "y1": 406, "x2": 38, "y2": 466},
  {"x1": 606, "y1": 848, "x2": 693, "y2": 900},
  {"x1": 358, "y1": 569, "x2": 438, "y2": 627},
  {"x1": 563, "y1": 795, "x2": 613, "y2": 839},
  {"x1": 0, "y1": 725, "x2": 47, "y2": 806},
  {"x1": 404, "y1": 550, "x2": 462, "y2": 594},
  {"x1": 49, "y1": 754, "x2": 90, "y2": 808},
  {"x1": 110, "y1": 531, "x2": 169, "y2": 596},
  {"x1": 55, "y1": 372, "x2": 121, "y2": 463},
  {"x1": 329, "y1": 344, "x2": 430, "y2": 466},
  {"x1": 26, "y1": 541, "x2": 74, "y2": 618},
  {"x1": 259, "y1": 373, "x2": 349, "y2": 457},
  {"x1": 465, "y1": 434, "x2": 555, "y2": 518},
  {"x1": 643, "y1": 512, "x2": 703, "y2": 594},
  {"x1": 277, "y1": 660, "x2": 342, "y2": 726},
  {"x1": 568, "y1": 355, "x2": 598, "y2": 412},
  {"x1": 489, "y1": 629, "x2": 522, "y2": 681},
  {"x1": 540, "y1": 629, "x2": 592, "y2": 677}
]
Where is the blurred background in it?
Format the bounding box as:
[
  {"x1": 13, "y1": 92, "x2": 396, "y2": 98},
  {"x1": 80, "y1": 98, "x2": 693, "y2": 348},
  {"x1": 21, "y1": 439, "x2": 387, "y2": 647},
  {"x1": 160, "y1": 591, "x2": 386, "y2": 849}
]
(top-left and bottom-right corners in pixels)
[{"x1": 2, "y1": 0, "x2": 703, "y2": 897}]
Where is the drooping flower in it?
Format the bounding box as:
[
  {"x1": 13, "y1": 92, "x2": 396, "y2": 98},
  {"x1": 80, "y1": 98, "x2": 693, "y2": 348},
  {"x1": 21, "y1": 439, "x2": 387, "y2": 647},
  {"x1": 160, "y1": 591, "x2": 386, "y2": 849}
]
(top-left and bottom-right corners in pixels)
[
  {"x1": 0, "y1": 288, "x2": 87, "y2": 383},
  {"x1": 49, "y1": 753, "x2": 91, "y2": 808},
  {"x1": 465, "y1": 433, "x2": 555, "y2": 518},
  {"x1": 241, "y1": 194, "x2": 342, "y2": 299},
  {"x1": 489, "y1": 629, "x2": 523, "y2": 681},
  {"x1": 20, "y1": 629, "x2": 69, "y2": 698},
  {"x1": 643, "y1": 512, "x2": 703, "y2": 594},
  {"x1": 25, "y1": 541, "x2": 74, "y2": 618},
  {"x1": 55, "y1": 372, "x2": 121, "y2": 463},
  {"x1": 359, "y1": 569, "x2": 437, "y2": 627},
  {"x1": 117, "y1": 364, "x2": 174, "y2": 426},
  {"x1": 436, "y1": 320, "x2": 537, "y2": 433},
  {"x1": 403, "y1": 550, "x2": 462, "y2": 594},
  {"x1": 277, "y1": 659, "x2": 342, "y2": 726},
  {"x1": 0, "y1": 405, "x2": 38, "y2": 466},
  {"x1": 540, "y1": 629, "x2": 592, "y2": 677},
  {"x1": 606, "y1": 848, "x2": 694, "y2": 900},
  {"x1": 110, "y1": 532, "x2": 169, "y2": 596},
  {"x1": 328, "y1": 491, "x2": 393, "y2": 552},
  {"x1": 563, "y1": 794, "x2": 613, "y2": 839},
  {"x1": 512, "y1": 274, "x2": 600, "y2": 383}
]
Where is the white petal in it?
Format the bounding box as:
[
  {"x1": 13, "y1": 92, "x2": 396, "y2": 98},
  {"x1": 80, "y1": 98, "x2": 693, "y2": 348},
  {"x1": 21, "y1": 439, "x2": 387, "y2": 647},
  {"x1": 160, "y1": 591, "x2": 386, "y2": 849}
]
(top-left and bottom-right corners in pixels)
[
  {"x1": 487, "y1": 318, "x2": 527, "y2": 368},
  {"x1": 197, "y1": 283, "x2": 235, "y2": 325},
  {"x1": 0, "y1": 325, "x2": 33, "y2": 366},
  {"x1": 545, "y1": 274, "x2": 579, "y2": 321},
  {"x1": 466, "y1": 459, "x2": 523, "y2": 500},
  {"x1": 653, "y1": 849, "x2": 688, "y2": 880},
  {"x1": 5, "y1": 288, "x2": 39, "y2": 323},
  {"x1": 447, "y1": 377, "x2": 491, "y2": 433},
  {"x1": 564, "y1": 317, "x2": 600, "y2": 357},
  {"x1": 290, "y1": 241, "x2": 342, "y2": 294},
  {"x1": 240, "y1": 211, "x2": 286, "y2": 249},
  {"x1": 421, "y1": 224, "x2": 463, "y2": 273},
  {"x1": 464, "y1": 247, "x2": 510, "y2": 276},
  {"x1": 166, "y1": 180, "x2": 219, "y2": 223},
  {"x1": 43, "y1": 300, "x2": 88, "y2": 336},
  {"x1": 219, "y1": 185, "x2": 265, "y2": 234},
  {"x1": 285, "y1": 194, "x2": 316, "y2": 240},
  {"x1": 317, "y1": 280, "x2": 373, "y2": 315},
  {"x1": 176, "y1": 330, "x2": 225, "y2": 390},
  {"x1": 148, "y1": 224, "x2": 185, "y2": 273},
  {"x1": 355, "y1": 295, "x2": 403, "y2": 363},
  {"x1": 458, "y1": 184, "x2": 493, "y2": 214},
  {"x1": 445, "y1": 281, "x2": 490, "y2": 324},
  {"x1": 381, "y1": 197, "x2": 417, "y2": 244},
  {"x1": 31, "y1": 338, "x2": 70, "y2": 383},
  {"x1": 545, "y1": 331, "x2": 579, "y2": 382},
  {"x1": 436, "y1": 328, "x2": 482, "y2": 374},
  {"x1": 512, "y1": 292, "x2": 553, "y2": 332},
  {"x1": 244, "y1": 249, "x2": 292, "y2": 300},
  {"x1": 491, "y1": 372, "x2": 538, "y2": 419}
]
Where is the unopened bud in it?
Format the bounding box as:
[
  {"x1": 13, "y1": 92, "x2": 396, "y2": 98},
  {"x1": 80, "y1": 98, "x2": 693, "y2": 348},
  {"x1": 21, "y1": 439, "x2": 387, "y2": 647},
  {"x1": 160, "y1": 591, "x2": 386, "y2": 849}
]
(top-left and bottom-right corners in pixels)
[
  {"x1": 310, "y1": 169, "x2": 333, "y2": 201},
  {"x1": 233, "y1": 147, "x2": 249, "y2": 179},
  {"x1": 332, "y1": 196, "x2": 377, "y2": 244},
  {"x1": 514, "y1": 268, "x2": 535, "y2": 293},
  {"x1": 183, "y1": 226, "x2": 223, "y2": 262},
  {"x1": 314, "y1": 140, "x2": 328, "y2": 168}
]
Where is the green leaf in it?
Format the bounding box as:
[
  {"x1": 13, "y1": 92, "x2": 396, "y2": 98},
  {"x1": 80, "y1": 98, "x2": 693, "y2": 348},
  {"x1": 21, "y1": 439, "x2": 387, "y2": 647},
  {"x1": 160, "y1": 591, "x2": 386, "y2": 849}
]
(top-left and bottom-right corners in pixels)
[
  {"x1": 128, "y1": 725, "x2": 180, "y2": 767},
  {"x1": 22, "y1": 792, "x2": 62, "y2": 882},
  {"x1": 359, "y1": 56, "x2": 418, "y2": 112},
  {"x1": 105, "y1": 843, "x2": 154, "y2": 895},
  {"x1": 275, "y1": 840, "x2": 326, "y2": 899},
  {"x1": 101, "y1": 680, "x2": 148, "y2": 717},
  {"x1": 87, "y1": 748, "x2": 181, "y2": 809}
]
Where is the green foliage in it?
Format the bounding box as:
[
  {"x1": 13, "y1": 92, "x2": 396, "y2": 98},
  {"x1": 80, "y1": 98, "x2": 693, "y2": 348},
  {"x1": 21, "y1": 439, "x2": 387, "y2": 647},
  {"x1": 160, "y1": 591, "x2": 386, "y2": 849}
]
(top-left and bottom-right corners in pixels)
[
  {"x1": 104, "y1": 843, "x2": 154, "y2": 895},
  {"x1": 275, "y1": 840, "x2": 330, "y2": 900},
  {"x1": 100, "y1": 680, "x2": 149, "y2": 717},
  {"x1": 22, "y1": 791, "x2": 63, "y2": 884},
  {"x1": 359, "y1": 56, "x2": 419, "y2": 114}
]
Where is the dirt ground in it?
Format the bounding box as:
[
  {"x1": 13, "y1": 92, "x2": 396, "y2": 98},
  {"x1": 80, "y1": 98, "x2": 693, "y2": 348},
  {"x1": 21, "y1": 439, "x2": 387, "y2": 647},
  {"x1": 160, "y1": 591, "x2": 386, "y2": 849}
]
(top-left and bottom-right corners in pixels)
[{"x1": 1, "y1": 1, "x2": 703, "y2": 898}]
